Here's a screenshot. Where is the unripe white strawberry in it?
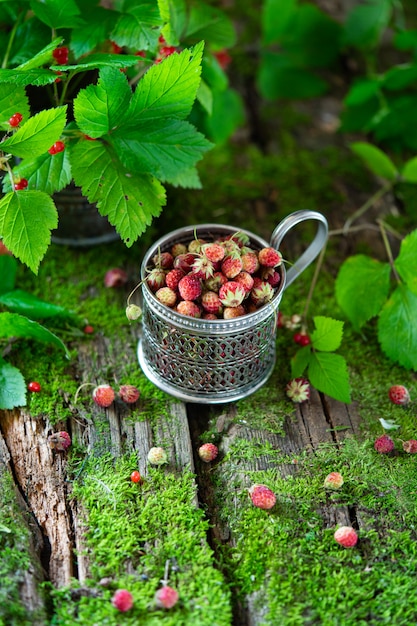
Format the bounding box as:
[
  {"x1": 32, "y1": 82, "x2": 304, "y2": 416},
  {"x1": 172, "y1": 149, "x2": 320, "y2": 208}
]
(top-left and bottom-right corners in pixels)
[
  {"x1": 126, "y1": 303, "x2": 142, "y2": 320},
  {"x1": 147, "y1": 446, "x2": 168, "y2": 465},
  {"x1": 176, "y1": 300, "x2": 201, "y2": 318},
  {"x1": 155, "y1": 287, "x2": 177, "y2": 307},
  {"x1": 93, "y1": 384, "x2": 115, "y2": 407},
  {"x1": 323, "y1": 472, "x2": 344, "y2": 490}
]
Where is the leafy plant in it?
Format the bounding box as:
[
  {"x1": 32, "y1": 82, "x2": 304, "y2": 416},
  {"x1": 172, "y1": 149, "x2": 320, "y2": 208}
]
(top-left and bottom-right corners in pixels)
[{"x1": 0, "y1": 0, "x2": 241, "y2": 273}]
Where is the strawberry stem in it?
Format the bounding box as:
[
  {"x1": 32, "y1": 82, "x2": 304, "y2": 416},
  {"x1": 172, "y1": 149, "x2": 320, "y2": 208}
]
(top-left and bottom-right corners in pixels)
[{"x1": 378, "y1": 219, "x2": 402, "y2": 284}]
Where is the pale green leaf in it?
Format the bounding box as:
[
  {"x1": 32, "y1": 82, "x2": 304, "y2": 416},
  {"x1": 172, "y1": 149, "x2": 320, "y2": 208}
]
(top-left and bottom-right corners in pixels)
[
  {"x1": 18, "y1": 38, "x2": 63, "y2": 70},
  {"x1": 1, "y1": 107, "x2": 67, "y2": 159},
  {"x1": 0, "y1": 85, "x2": 30, "y2": 130},
  {"x1": 0, "y1": 357, "x2": 26, "y2": 409},
  {"x1": 30, "y1": 0, "x2": 83, "y2": 29},
  {"x1": 111, "y1": 1, "x2": 162, "y2": 49},
  {"x1": 395, "y1": 229, "x2": 417, "y2": 295},
  {"x1": 308, "y1": 352, "x2": 351, "y2": 403},
  {"x1": 291, "y1": 345, "x2": 313, "y2": 378},
  {"x1": 335, "y1": 254, "x2": 391, "y2": 330},
  {"x1": 128, "y1": 42, "x2": 205, "y2": 121},
  {"x1": 311, "y1": 316, "x2": 344, "y2": 352},
  {"x1": 378, "y1": 284, "x2": 417, "y2": 370},
  {"x1": 401, "y1": 156, "x2": 417, "y2": 184},
  {"x1": 0, "y1": 191, "x2": 58, "y2": 273},
  {"x1": 70, "y1": 139, "x2": 166, "y2": 246},
  {"x1": 350, "y1": 142, "x2": 398, "y2": 181},
  {"x1": 0, "y1": 68, "x2": 59, "y2": 87},
  {"x1": 0, "y1": 312, "x2": 69, "y2": 356}
]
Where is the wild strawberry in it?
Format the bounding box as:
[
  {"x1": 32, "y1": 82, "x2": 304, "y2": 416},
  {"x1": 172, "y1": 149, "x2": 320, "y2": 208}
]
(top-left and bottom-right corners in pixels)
[
  {"x1": 130, "y1": 470, "x2": 141, "y2": 483},
  {"x1": 48, "y1": 431, "x2": 71, "y2": 451},
  {"x1": 126, "y1": 303, "x2": 142, "y2": 320},
  {"x1": 119, "y1": 384, "x2": 140, "y2": 403},
  {"x1": 188, "y1": 238, "x2": 207, "y2": 254},
  {"x1": 28, "y1": 381, "x2": 41, "y2": 392},
  {"x1": 214, "y1": 49, "x2": 232, "y2": 70},
  {"x1": 403, "y1": 439, "x2": 417, "y2": 453},
  {"x1": 155, "y1": 585, "x2": 179, "y2": 609},
  {"x1": 388, "y1": 385, "x2": 410, "y2": 405},
  {"x1": 219, "y1": 281, "x2": 246, "y2": 307},
  {"x1": 147, "y1": 446, "x2": 168, "y2": 465},
  {"x1": 52, "y1": 46, "x2": 69, "y2": 65},
  {"x1": 146, "y1": 267, "x2": 166, "y2": 292},
  {"x1": 250, "y1": 279, "x2": 274, "y2": 307},
  {"x1": 198, "y1": 443, "x2": 219, "y2": 462},
  {"x1": 93, "y1": 384, "x2": 115, "y2": 407},
  {"x1": 235, "y1": 271, "x2": 254, "y2": 294},
  {"x1": 241, "y1": 250, "x2": 259, "y2": 274},
  {"x1": 111, "y1": 41, "x2": 123, "y2": 54},
  {"x1": 83, "y1": 324, "x2": 94, "y2": 334},
  {"x1": 258, "y1": 246, "x2": 282, "y2": 267},
  {"x1": 223, "y1": 304, "x2": 246, "y2": 319},
  {"x1": 152, "y1": 251, "x2": 174, "y2": 269},
  {"x1": 174, "y1": 252, "x2": 197, "y2": 273},
  {"x1": 203, "y1": 313, "x2": 218, "y2": 320},
  {"x1": 285, "y1": 313, "x2": 302, "y2": 330},
  {"x1": 111, "y1": 589, "x2": 134, "y2": 612},
  {"x1": 286, "y1": 378, "x2": 310, "y2": 403},
  {"x1": 202, "y1": 242, "x2": 225, "y2": 263},
  {"x1": 204, "y1": 271, "x2": 228, "y2": 292},
  {"x1": 221, "y1": 255, "x2": 243, "y2": 279},
  {"x1": 165, "y1": 268, "x2": 185, "y2": 290},
  {"x1": 191, "y1": 254, "x2": 215, "y2": 279},
  {"x1": 323, "y1": 472, "x2": 344, "y2": 490},
  {"x1": 104, "y1": 267, "x2": 128, "y2": 287},
  {"x1": 260, "y1": 266, "x2": 281, "y2": 287},
  {"x1": 374, "y1": 434, "x2": 394, "y2": 454},
  {"x1": 48, "y1": 140, "x2": 65, "y2": 155},
  {"x1": 176, "y1": 300, "x2": 201, "y2": 318},
  {"x1": 178, "y1": 274, "x2": 202, "y2": 301},
  {"x1": 155, "y1": 287, "x2": 177, "y2": 307},
  {"x1": 171, "y1": 242, "x2": 187, "y2": 257},
  {"x1": 334, "y1": 526, "x2": 358, "y2": 548},
  {"x1": 8, "y1": 112, "x2": 23, "y2": 127},
  {"x1": 201, "y1": 291, "x2": 222, "y2": 315},
  {"x1": 159, "y1": 45, "x2": 178, "y2": 58},
  {"x1": 248, "y1": 484, "x2": 276, "y2": 510},
  {"x1": 298, "y1": 334, "x2": 311, "y2": 347},
  {"x1": 14, "y1": 178, "x2": 28, "y2": 190}
]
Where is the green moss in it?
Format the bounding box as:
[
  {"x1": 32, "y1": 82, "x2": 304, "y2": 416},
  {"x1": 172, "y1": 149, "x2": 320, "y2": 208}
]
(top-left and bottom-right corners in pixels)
[{"x1": 52, "y1": 454, "x2": 232, "y2": 625}]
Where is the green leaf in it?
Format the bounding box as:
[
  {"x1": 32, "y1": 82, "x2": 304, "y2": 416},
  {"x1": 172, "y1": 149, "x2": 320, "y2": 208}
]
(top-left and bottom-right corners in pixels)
[
  {"x1": 17, "y1": 38, "x2": 63, "y2": 70},
  {"x1": 0, "y1": 84, "x2": 30, "y2": 130},
  {"x1": 350, "y1": 142, "x2": 398, "y2": 181},
  {"x1": 0, "y1": 357, "x2": 26, "y2": 410},
  {"x1": 128, "y1": 42, "x2": 205, "y2": 121},
  {"x1": 1, "y1": 107, "x2": 67, "y2": 159},
  {"x1": 401, "y1": 156, "x2": 417, "y2": 184},
  {"x1": 343, "y1": 0, "x2": 391, "y2": 49},
  {"x1": 70, "y1": 7, "x2": 115, "y2": 57},
  {"x1": 394, "y1": 229, "x2": 417, "y2": 295},
  {"x1": 261, "y1": 0, "x2": 297, "y2": 45},
  {"x1": 111, "y1": 1, "x2": 163, "y2": 49},
  {"x1": 344, "y1": 79, "x2": 381, "y2": 106},
  {"x1": 201, "y1": 87, "x2": 245, "y2": 145},
  {"x1": 258, "y1": 54, "x2": 328, "y2": 100},
  {"x1": 0, "y1": 312, "x2": 69, "y2": 356},
  {"x1": 291, "y1": 345, "x2": 313, "y2": 378},
  {"x1": 0, "y1": 256, "x2": 17, "y2": 294},
  {"x1": 166, "y1": 167, "x2": 201, "y2": 189},
  {"x1": 311, "y1": 316, "x2": 344, "y2": 352},
  {"x1": 5, "y1": 148, "x2": 72, "y2": 195},
  {"x1": 308, "y1": 352, "x2": 351, "y2": 403},
  {"x1": 0, "y1": 68, "x2": 59, "y2": 87},
  {"x1": 377, "y1": 284, "x2": 417, "y2": 370},
  {"x1": 53, "y1": 53, "x2": 140, "y2": 73},
  {"x1": 383, "y1": 63, "x2": 417, "y2": 91},
  {"x1": 196, "y1": 79, "x2": 213, "y2": 115},
  {"x1": 0, "y1": 289, "x2": 78, "y2": 322},
  {"x1": 70, "y1": 139, "x2": 166, "y2": 246},
  {"x1": 110, "y1": 117, "x2": 212, "y2": 182},
  {"x1": 335, "y1": 254, "x2": 391, "y2": 330},
  {"x1": 0, "y1": 191, "x2": 58, "y2": 273},
  {"x1": 73, "y1": 67, "x2": 132, "y2": 138},
  {"x1": 183, "y1": 1, "x2": 236, "y2": 49},
  {"x1": 158, "y1": 0, "x2": 187, "y2": 45},
  {"x1": 30, "y1": 0, "x2": 83, "y2": 29}
]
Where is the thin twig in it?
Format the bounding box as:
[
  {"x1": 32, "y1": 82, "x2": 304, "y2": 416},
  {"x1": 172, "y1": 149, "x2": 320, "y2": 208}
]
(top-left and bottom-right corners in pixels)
[{"x1": 342, "y1": 182, "x2": 392, "y2": 234}]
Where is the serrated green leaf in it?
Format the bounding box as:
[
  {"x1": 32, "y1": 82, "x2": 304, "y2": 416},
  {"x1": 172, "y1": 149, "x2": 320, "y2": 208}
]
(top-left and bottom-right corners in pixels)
[
  {"x1": 166, "y1": 167, "x2": 201, "y2": 189},
  {"x1": 17, "y1": 38, "x2": 63, "y2": 70},
  {"x1": 0, "y1": 68, "x2": 59, "y2": 87},
  {"x1": 52, "y1": 53, "x2": 140, "y2": 73},
  {"x1": 311, "y1": 316, "x2": 344, "y2": 351},
  {"x1": 70, "y1": 7, "x2": 115, "y2": 57},
  {"x1": 0, "y1": 85, "x2": 30, "y2": 130},
  {"x1": 111, "y1": 1, "x2": 162, "y2": 49},
  {"x1": 110, "y1": 118, "x2": 212, "y2": 181},
  {"x1": 70, "y1": 139, "x2": 166, "y2": 245},
  {"x1": 4, "y1": 148, "x2": 72, "y2": 195},
  {"x1": 308, "y1": 351, "x2": 351, "y2": 403},
  {"x1": 378, "y1": 284, "x2": 417, "y2": 370},
  {"x1": 197, "y1": 79, "x2": 213, "y2": 115},
  {"x1": 0, "y1": 312, "x2": 69, "y2": 356},
  {"x1": 73, "y1": 67, "x2": 132, "y2": 138},
  {"x1": 0, "y1": 289, "x2": 78, "y2": 322},
  {"x1": 401, "y1": 156, "x2": 417, "y2": 183},
  {"x1": 158, "y1": 0, "x2": 187, "y2": 45},
  {"x1": 395, "y1": 229, "x2": 417, "y2": 294},
  {"x1": 128, "y1": 42, "x2": 204, "y2": 121},
  {"x1": 1, "y1": 107, "x2": 67, "y2": 159},
  {"x1": 30, "y1": 0, "x2": 83, "y2": 29},
  {"x1": 335, "y1": 254, "x2": 391, "y2": 330},
  {"x1": 350, "y1": 141, "x2": 398, "y2": 181},
  {"x1": 0, "y1": 256, "x2": 17, "y2": 294},
  {"x1": 183, "y1": 1, "x2": 236, "y2": 49},
  {"x1": 0, "y1": 191, "x2": 58, "y2": 273},
  {"x1": 0, "y1": 357, "x2": 26, "y2": 409},
  {"x1": 291, "y1": 345, "x2": 313, "y2": 378}
]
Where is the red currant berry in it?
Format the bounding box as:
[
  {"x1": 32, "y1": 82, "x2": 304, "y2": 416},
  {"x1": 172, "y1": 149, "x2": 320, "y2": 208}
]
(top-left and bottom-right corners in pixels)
[
  {"x1": 130, "y1": 470, "x2": 141, "y2": 483},
  {"x1": 52, "y1": 46, "x2": 69, "y2": 65},
  {"x1": 28, "y1": 381, "x2": 41, "y2": 393},
  {"x1": 48, "y1": 141, "x2": 65, "y2": 155},
  {"x1": 293, "y1": 332, "x2": 303, "y2": 344},
  {"x1": 159, "y1": 45, "x2": 177, "y2": 58},
  {"x1": 298, "y1": 334, "x2": 311, "y2": 347},
  {"x1": 14, "y1": 178, "x2": 28, "y2": 190},
  {"x1": 111, "y1": 42, "x2": 123, "y2": 54},
  {"x1": 9, "y1": 113, "x2": 23, "y2": 127},
  {"x1": 83, "y1": 324, "x2": 94, "y2": 334}
]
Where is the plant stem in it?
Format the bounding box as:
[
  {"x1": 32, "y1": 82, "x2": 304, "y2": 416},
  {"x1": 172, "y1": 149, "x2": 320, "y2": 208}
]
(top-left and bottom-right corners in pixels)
[
  {"x1": 2, "y1": 11, "x2": 24, "y2": 69},
  {"x1": 342, "y1": 182, "x2": 392, "y2": 234},
  {"x1": 378, "y1": 219, "x2": 402, "y2": 284},
  {"x1": 302, "y1": 242, "x2": 327, "y2": 324}
]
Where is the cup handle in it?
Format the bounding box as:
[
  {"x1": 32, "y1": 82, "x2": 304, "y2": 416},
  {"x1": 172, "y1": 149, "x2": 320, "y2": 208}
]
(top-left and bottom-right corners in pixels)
[{"x1": 269, "y1": 210, "x2": 328, "y2": 288}]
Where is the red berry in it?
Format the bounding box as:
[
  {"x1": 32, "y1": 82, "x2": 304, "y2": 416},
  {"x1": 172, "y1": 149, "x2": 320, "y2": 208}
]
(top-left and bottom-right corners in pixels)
[
  {"x1": 155, "y1": 585, "x2": 179, "y2": 609},
  {"x1": 111, "y1": 41, "x2": 123, "y2": 54},
  {"x1": 334, "y1": 526, "x2": 358, "y2": 548},
  {"x1": 258, "y1": 246, "x2": 282, "y2": 268},
  {"x1": 130, "y1": 470, "x2": 141, "y2": 483},
  {"x1": 8, "y1": 113, "x2": 23, "y2": 127},
  {"x1": 248, "y1": 484, "x2": 276, "y2": 510},
  {"x1": 388, "y1": 384, "x2": 410, "y2": 405},
  {"x1": 52, "y1": 46, "x2": 69, "y2": 65},
  {"x1": 198, "y1": 443, "x2": 219, "y2": 462},
  {"x1": 119, "y1": 384, "x2": 140, "y2": 404},
  {"x1": 293, "y1": 332, "x2": 303, "y2": 344},
  {"x1": 48, "y1": 140, "x2": 65, "y2": 155},
  {"x1": 176, "y1": 300, "x2": 201, "y2": 318},
  {"x1": 218, "y1": 281, "x2": 246, "y2": 308},
  {"x1": 374, "y1": 434, "x2": 394, "y2": 454},
  {"x1": 28, "y1": 381, "x2": 41, "y2": 392},
  {"x1": 178, "y1": 274, "x2": 202, "y2": 301},
  {"x1": 298, "y1": 334, "x2": 311, "y2": 347},
  {"x1": 14, "y1": 178, "x2": 28, "y2": 190},
  {"x1": 83, "y1": 324, "x2": 94, "y2": 334},
  {"x1": 111, "y1": 589, "x2": 133, "y2": 612},
  {"x1": 93, "y1": 384, "x2": 115, "y2": 407},
  {"x1": 104, "y1": 267, "x2": 128, "y2": 288},
  {"x1": 214, "y1": 49, "x2": 232, "y2": 70},
  {"x1": 48, "y1": 431, "x2": 71, "y2": 451},
  {"x1": 403, "y1": 439, "x2": 417, "y2": 453}
]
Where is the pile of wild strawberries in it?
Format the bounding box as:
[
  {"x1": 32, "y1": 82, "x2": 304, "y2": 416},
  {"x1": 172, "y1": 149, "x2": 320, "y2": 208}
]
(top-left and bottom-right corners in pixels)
[{"x1": 145, "y1": 232, "x2": 282, "y2": 319}]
